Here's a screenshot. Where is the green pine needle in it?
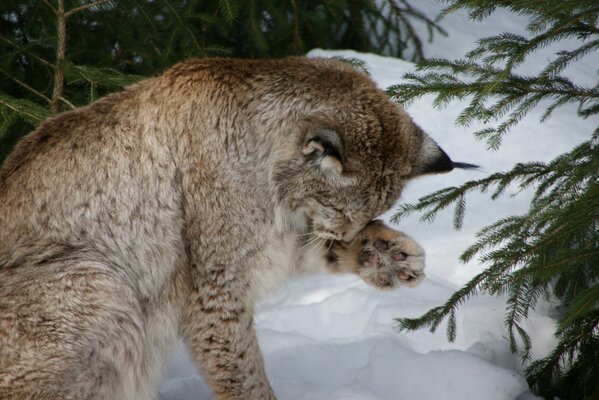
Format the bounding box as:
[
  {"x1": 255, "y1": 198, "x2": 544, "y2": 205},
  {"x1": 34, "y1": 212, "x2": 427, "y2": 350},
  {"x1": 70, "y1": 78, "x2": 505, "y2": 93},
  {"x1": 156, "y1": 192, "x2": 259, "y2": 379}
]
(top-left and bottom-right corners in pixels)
[{"x1": 392, "y1": 1, "x2": 599, "y2": 398}]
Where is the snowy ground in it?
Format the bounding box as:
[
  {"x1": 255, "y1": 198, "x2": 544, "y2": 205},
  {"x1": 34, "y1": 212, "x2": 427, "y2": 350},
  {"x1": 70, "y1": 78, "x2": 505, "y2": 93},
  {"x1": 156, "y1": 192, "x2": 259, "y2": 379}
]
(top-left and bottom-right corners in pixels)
[{"x1": 159, "y1": 2, "x2": 598, "y2": 399}]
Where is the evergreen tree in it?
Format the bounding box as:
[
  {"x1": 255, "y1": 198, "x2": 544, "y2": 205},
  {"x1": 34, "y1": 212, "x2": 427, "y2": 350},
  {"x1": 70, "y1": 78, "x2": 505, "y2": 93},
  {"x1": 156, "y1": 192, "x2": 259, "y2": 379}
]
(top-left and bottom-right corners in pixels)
[
  {"x1": 0, "y1": 0, "x2": 445, "y2": 165},
  {"x1": 388, "y1": 1, "x2": 599, "y2": 399}
]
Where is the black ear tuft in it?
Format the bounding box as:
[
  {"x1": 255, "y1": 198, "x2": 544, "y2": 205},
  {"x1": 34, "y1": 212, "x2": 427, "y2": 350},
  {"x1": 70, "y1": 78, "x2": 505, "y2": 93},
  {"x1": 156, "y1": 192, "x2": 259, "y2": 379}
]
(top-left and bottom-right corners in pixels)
[
  {"x1": 451, "y1": 162, "x2": 480, "y2": 170},
  {"x1": 410, "y1": 123, "x2": 480, "y2": 177},
  {"x1": 414, "y1": 138, "x2": 479, "y2": 176}
]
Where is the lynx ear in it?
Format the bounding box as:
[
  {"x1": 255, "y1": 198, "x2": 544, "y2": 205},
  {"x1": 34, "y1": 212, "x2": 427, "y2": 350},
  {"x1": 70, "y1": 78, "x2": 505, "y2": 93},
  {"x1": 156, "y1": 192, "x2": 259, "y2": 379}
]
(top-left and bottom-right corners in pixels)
[
  {"x1": 302, "y1": 127, "x2": 345, "y2": 174},
  {"x1": 414, "y1": 134, "x2": 453, "y2": 174},
  {"x1": 412, "y1": 130, "x2": 478, "y2": 176}
]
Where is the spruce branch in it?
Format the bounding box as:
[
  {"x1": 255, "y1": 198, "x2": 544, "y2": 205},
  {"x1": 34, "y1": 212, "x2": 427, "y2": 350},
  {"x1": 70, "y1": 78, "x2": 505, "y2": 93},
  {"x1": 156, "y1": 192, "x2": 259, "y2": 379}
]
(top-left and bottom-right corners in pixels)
[
  {"x1": 0, "y1": 40, "x2": 76, "y2": 109},
  {"x1": 525, "y1": 310, "x2": 599, "y2": 396},
  {"x1": 558, "y1": 285, "x2": 599, "y2": 332},
  {"x1": 394, "y1": 140, "x2": 598, "y2": 369},
  {"x1": 388, "y1": 1, "x2": 599, "y2": 149},
  {"x1": 65, "y1": 0, "x2": 112, "y2": 19},
  {"x1": 41, "y1": 0, "x2": 56, "y2": 13},
  {"x1": 158, "y1": 0, "x2": 203, "y2": 55},
  {"x1": 375, "y1": 0, "x2": 447, "y2": 61},
  {"x1": 216, "y1": 0, "x2": 239, "y2": 25},
  {"x1": 542, "y1": 38, "x2": 599, "y2": 77},
  {"x1": 0, "y1": 93, "x2": 52, "y2": 125},
  {"x1": 0, "y1": 35, "x2": 55, "y2": 69},
  {"x1": 0, "y1": 67, "x2": 51, "y2": 104},
  {"x1": 392, "y1": 2, "x2": 599, "y2": 393},
  {"x1": 389, "y1": 63, "x2": 599, "y2": 148}
]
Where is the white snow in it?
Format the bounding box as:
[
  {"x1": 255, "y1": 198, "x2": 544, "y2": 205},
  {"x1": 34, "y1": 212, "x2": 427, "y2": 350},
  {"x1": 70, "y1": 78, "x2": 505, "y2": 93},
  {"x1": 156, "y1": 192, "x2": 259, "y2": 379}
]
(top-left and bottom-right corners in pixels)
[{"x1": 159, "y1": 2, "x2": 599, "y2": 399}]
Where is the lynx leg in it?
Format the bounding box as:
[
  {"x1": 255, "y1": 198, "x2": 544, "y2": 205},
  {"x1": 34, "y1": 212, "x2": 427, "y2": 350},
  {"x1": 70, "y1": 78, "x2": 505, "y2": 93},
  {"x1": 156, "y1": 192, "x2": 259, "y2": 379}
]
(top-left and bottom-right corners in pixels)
[
  {"x1": 181, "y1": 282, "x2": 275, "y2": 400},
  {"x1": 0, "y1": 261, "x2": 154, "y2": 400},
  {"x1": 328, "y1": 220, "x2": 425, "y2": 289}
]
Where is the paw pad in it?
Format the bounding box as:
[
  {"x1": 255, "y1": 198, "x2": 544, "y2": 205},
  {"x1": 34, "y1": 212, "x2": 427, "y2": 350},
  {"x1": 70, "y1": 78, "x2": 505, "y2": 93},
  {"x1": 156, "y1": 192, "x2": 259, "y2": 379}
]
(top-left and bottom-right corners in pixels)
[
  {"x1": 356, "y1": 231, "x2": 424, "y2": 289},
  {"x1": 358, "y1": 250, "x2": 380, "y2": 267},
  {"x1": 375, "y1": 274, "x2": 393, "y2": 287},
  {"x1": 374, "y1": 240, "x2": 389, "y2": 251}
]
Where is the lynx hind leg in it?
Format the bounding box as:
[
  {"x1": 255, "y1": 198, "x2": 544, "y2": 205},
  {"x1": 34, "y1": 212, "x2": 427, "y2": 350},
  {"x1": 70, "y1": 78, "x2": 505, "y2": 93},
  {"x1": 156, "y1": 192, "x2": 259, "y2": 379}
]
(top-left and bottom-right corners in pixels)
[
  {"x1": 330, "y1": 220, "x2": 425, "y2": 289},
  {"x1": 0, "y1": 261, "x2": 150, "y2": 400}
]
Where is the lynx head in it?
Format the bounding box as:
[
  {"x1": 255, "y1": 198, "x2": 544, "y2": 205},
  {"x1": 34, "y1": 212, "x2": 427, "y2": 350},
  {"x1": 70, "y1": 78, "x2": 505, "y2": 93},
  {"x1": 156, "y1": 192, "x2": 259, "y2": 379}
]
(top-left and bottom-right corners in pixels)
[{"x1": 266, "y1": 58, "x2": 474, "y2": 241}]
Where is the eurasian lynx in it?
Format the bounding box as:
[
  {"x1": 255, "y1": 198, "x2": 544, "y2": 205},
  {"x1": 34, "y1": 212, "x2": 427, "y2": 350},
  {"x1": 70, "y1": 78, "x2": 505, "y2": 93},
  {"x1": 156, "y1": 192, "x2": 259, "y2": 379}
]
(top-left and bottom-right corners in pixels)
[{"x1": 0, "y1": 57, "x2": 469, "y2": 399}]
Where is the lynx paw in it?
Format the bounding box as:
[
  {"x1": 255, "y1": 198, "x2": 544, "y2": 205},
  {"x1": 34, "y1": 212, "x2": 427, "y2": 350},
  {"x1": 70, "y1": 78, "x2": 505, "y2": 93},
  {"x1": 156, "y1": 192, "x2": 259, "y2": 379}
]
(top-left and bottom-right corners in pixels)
[{"x1": 330, "y1": 220, "x2": 425, "y2": 289}]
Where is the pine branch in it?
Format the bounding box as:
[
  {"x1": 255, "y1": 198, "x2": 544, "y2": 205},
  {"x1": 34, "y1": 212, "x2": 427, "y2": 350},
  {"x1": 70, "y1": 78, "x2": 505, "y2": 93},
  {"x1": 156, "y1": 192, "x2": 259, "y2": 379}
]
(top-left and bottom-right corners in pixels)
[
  {"x1": 542, "y1": 39, "x2": 599, "y2": 77},
  {"x1": 558, "y1": 284, "x2": 599, "y2": 333},
  {"x1": 0, "y1": 35, "x2": 54, "y2": 69},
  {"x1": 0, "y1": 67, "x2": 51, "y2": 104},
  {"x1": 389, "y1": 63, "x2": 599, "y2": 148},
  {"x1": 394, "y1": 139, "x2": 599, "y2": 377},
  {"x1": 65, "y1": 0, "x2": 112, "y2": 19},
  {"x1": 525, "y1": 310, "x2": 599, "y2": 394},
  {"x1": 158, "y1": 0, "x2": 203, "y2": 54},
  {"x1": 216, "y1": 0, "x2": 239, "y2": 25},
  {"x1": 41, "y1": 0, "x2": 56, "y2": 13},
  {"x1": 0, "y1": 93, "x2": 52, "y2": 125}
]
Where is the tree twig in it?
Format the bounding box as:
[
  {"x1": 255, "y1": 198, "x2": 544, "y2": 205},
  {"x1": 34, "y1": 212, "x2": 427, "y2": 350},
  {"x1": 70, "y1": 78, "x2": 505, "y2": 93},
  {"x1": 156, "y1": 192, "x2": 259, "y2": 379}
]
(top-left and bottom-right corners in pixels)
[
  {"x1": 41, "y1": 0, "x2": 56, "y2": 13},
  {"x1": 51, "y1": 0, "x2": 66, "y2": 113},
  {"x1": 65, "y1": 0, "x2": 111, "y2": 19},
  {"x1": 0, "y1": 97, "x2": 46, "y2": 123},
  {"x1": 158, "y1": 0, "x2": 203, "y2": 53},
  {"x1": 60, "y1": 96, "x2": 76, "y2": 110},
  {"x1": 0, "y1": 35, "x2": 54, "y2": 68},
  {"x1": 0, "y1": 67, "x2": 51, "y2": 104}
]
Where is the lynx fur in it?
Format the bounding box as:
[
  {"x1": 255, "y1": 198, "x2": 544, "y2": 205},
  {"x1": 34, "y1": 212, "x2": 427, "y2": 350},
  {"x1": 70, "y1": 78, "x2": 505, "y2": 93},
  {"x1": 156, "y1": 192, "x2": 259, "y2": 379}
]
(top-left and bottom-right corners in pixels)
[{"x1": 0, "y1": 57, "x2": 459, "y2": 399}]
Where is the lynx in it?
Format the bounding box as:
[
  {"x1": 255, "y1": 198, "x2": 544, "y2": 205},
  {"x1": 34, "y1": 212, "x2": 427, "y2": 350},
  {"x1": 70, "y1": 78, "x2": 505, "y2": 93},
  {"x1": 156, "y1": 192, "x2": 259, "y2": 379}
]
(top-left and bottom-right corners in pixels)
[{"x1": 0, "y1": 57, "x2": 470, "y2": 399}]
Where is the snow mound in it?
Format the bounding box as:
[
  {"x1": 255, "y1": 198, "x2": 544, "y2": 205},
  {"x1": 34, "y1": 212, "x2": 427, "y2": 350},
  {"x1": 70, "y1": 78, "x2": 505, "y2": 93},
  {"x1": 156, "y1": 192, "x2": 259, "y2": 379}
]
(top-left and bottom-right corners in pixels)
[{"x1": 160, "y1": 277, "x2": 546, "y2": 400}]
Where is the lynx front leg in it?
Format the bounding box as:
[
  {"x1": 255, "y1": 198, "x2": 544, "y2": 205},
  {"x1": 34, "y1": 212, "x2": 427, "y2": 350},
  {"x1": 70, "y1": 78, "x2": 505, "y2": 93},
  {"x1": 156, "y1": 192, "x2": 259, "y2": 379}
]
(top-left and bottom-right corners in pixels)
[
  {"x1": 181, "y1": 278, "x2": 275, "y2": 400},
  {"x1": 329, "y1": 220, "x2": 425, "y2": 289},
  {"x1": 179, "y1": 167, "x2": 277, "y2": 399}
]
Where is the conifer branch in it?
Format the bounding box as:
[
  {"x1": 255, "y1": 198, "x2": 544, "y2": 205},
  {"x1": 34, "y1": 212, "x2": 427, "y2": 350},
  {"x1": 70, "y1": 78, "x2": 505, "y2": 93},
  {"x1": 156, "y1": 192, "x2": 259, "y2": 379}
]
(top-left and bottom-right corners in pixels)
[
  {"x1": 0, "y1": 94, "x2": 52, "y2": 124},
  {"x1": 42, "y1": 0, "x2": 56, "y2": 13},
  {"x1": 0, "y1": 99, "x2": 44, "y2": 123},
  {"x1": 59, "y1": 97, "x2": 76, "y2": 110},
  {"x1": 392, "y1": 3, "x2": 599, "y2": 395},
  {"x1": 158, "y1": 0, "x2": 203, "y2": 54},
  {"x1": 0, "y1": 68, "x2": 51, "y2": 104},
  {"x1": 65, "y1": 0, "x2": 111, "y2": 18},
  {"x1": 0, "y1": 35, "x2": 54, "y2": 68}
]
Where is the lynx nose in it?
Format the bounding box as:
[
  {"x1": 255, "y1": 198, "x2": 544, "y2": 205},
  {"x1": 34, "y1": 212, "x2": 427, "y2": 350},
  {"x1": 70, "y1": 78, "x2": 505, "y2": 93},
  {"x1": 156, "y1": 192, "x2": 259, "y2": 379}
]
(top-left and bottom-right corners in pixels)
[{"x1": 340, "y1": 222, "x2": 368, "y2": 242}]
